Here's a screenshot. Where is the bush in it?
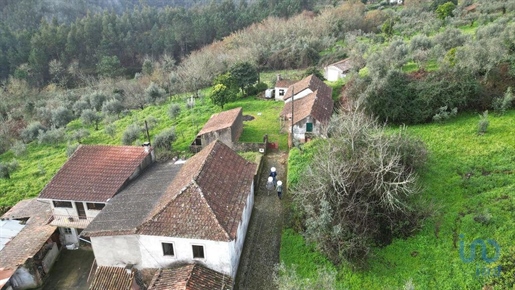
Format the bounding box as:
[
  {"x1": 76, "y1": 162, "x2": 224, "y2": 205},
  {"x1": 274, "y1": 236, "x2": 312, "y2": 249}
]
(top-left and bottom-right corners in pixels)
[
  {"x1": 66, "y1": 143, "x2": 80, "y2": 157},
  {"x1": 101, "y1": 99, "x2": 124, "y2": 117},
  {"x1": 432, "y1": 106, "x2": 458, "y2": 123},
  {"x1": 153, "y1": 128, "x2": 177, "y2": 151},
  {"x1": 20, "y1": 121, "x2": 46, "y2": 143},
  {"x1": 0, "y1": 159, "x2": 19, "y2": 179},
  {"x1": 51, "y1": 106, "x2": 74, "y2": 128},
  {"x1": 168, "y1": 104, "x2": 181, "y2": 120},
  {"x1": 122, "y1": 123, "x2": 142, "y2": 145},
  {"x1": 477, "y1": 110, "x2": 489, "y2": 135},
  {"x1": 88, "y1": 92, "x2": 107, "y2": 111},
  {"x1": 105, "y1": 124, "x2": 116, "y2": 138},
  {"x1": 81, "y1": 109, "x2": 102, "y2": 130},
  {"x1": 10, "y1": 141, "x2": 27, "y2": 156},
  {"x1": 292, "y1": 111, "x2": 426, "y2": 266},
  {"x1": 72, "y1": 99, "x2": 90, "y2": 117},
  {"x1": 38, "y1": 128, "x2": 65, "y2": 145},
  {"x1": 69, "y1": 128, "x2": 90, "y2": 143},
  {"x1": 492, "y1": 87, "x2": 513, "y2": 116}
]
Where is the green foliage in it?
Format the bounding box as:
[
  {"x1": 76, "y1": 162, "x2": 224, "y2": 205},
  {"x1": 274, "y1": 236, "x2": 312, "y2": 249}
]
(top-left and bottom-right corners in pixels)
[
  {"x1": 477, "y1": 110, "x2": 489, "y2": 135},
  {"x1": 145, "y1": 82, "x2": 166, "y2": 104},
  {"x1": 69, "y1": 128, "x2": 90, "y2": 143},
  {"x1": 20, "y1": 121, "x2": 46, "y2": 142},
  {"x1": 153, "y1": 128, "x2": 177, "y2": 151},
  {"x1": 10, "y1": 141, "x2": 27, "y2": 157},
  {"x1": 121, "y1": 123, "x2": 142, "y2": 145},
  {"x1": 381, "y1": 18, "x2": 395, "y2": 38},
  {"x1": 432, "y1": 106, "x2": 458, "y2": 123},
  {"x1": 210, "y1": 83, "x2": 232, "y2": 109},
  {"x1": 492, "y1": 87, "x2": 513, "y2": 116},
  {"x1": 96, "y1": 55, "x2": 123, "y2": 78},
  {"x1": 80, "y1": 109, "x2": 102, "y2": 130},
  {"x1": 66, "y1": 143, "x2": 79, "y2": 157},
  {"x1": 436, "y1": 2, "x2": 456, "y2": 20},
  {"x1": 51, "y1": 106, "x2": 73, "y2": 128},
  {"x1": 104, "y1": 123, "x2": 116, "y2": 138},
  {"x1": 229, "y1": 62, "x2": 259, "y2": 96},
  {"x1": 0, "y1": 159, "x2": 18, "y2": 179},
  {"x1": 102, "y1": 99, "x2": 123, "y2": 117},
  {"x1": 284, "y1": 111, "x2": 515, "y2": 288},
  {"x1": 38, "y1": 128, "x2": 65, "y2": 145},
  {"x1": 168, "y1": 104, "x2": 181, "y2": 119},
  {"x1": 303, "y1": 67, "x2": 325, "y2": 81}
]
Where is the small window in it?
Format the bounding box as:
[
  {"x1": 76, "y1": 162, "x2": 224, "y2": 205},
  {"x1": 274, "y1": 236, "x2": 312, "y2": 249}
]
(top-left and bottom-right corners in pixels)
[
  {"x1": 306, "y1": 122, "x2": 313, "y2": 132},
  {"x1": 162, "y1": 243, "x2": 175, "y2": 256},
  {"x1": 279, "y1": 89, "x2": 285, "y2": 96},
  {"x1": 86, "y1": 203, "x2": 105, "y2": 210},
  {"x1": 192, "y1": 245, "x2": 205, "y2": 259},
  {"x1": 53, "y1": 201, "x2": 72, "y2": 208},
  {"x1": 63, "y1": 228, "x2": 72, "y2": 234}
]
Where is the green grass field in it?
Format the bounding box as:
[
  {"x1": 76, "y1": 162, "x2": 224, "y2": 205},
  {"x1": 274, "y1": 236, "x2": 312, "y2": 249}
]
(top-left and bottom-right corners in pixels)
[
  {"x1": 0, "y1": 93, "x2": 288, "y2": 208},
  {"x1": 282, "y1": 111, "x2": 515, "y2": 289}
]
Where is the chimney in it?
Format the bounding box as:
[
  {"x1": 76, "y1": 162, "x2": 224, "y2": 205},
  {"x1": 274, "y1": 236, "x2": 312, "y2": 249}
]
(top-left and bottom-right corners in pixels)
[
  {"x1": 125, "y1": 264, "x2": 134, "y2": 275},
  {"x1": 276, "y1": 74, "x2": 282, "y2": 82},
  {"x1": 143, "y1": 142, "x2": 151, "y2": 153}
]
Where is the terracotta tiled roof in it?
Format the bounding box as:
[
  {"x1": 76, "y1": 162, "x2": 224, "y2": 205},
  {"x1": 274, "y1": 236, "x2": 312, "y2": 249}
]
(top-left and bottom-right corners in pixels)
[
  {"x1": 281, "y1": 85, "x2": 334, "y2": 123},
  {"x1": 138, "y1": 141, "x2": 256, "y2": 241},
  {"x1": 148, "y1": 264, "x2": 233, "y2": 290},
  {"x1": 82, "y1": 162, "x2": 183, "y2": 237},
  {"x1": 275, "y1": 79, "x2": 295, "y2": 88},
  {"x1": 283, "y1": 74, "x2": 332, "y2": 101},
  {"x1": 280, "y1": 90, "x2": 334, "y2": 125},
  {"x1": 197, "y1": 107, "x2": 242, "y2": 136},
  {"x1": 327, "y1": 58, "x2": 352, "y2": 72},
  {"x1": 0, "y1": 199, "x2": 56, "y2": 273},
  {"x1": 89, "y1": 266, "x2": 140, "y2": 290},
  {"x1": 39, "y1": 145, "x2": 151, "y2": 203}
]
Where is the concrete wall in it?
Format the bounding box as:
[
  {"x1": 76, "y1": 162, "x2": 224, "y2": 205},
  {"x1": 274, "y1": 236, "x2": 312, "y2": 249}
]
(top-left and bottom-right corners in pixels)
[
  {"x1": 42, "y1": 243, "x2": 59, "y2": 273},
  {"x1": 201, "y1": 127, "x2": 233, "y2": 149},
  {"x1": 91, "y1": 235, "x2": 142, "y2": 267},
  {"x1": 274, "y1": 87, "x2": 288, "y2": 101},
  {"x1": 231, "y1": 111, "x2": 243, "y2": 143},
  {"x1": 292, "y1": 117, "x2": 319, "y2": 142},
  {"x1": 230, "y1": 182, "x2": 254, "y2": 277},
  {"x1": 92, "y1": 235, "x2": 235, "y2": 277},
  {"x1": 325, "y1": 66, "x2": 343, "y2": 82}
]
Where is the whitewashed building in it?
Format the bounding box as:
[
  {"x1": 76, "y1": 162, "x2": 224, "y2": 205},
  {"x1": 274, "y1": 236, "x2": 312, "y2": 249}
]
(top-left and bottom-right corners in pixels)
[
  {"x1": 83, "y1": 141, "x2": 256, "y2": 279},
  {"x1": 324, "y1": 58, "x2": 352, "y2": 82}
]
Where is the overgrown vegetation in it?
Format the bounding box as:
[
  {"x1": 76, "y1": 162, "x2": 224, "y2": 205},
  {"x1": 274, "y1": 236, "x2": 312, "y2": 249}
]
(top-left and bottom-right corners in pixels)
[
  {"x1": 290, "y1": 110, "x2": 427, "y2": 267},
  {"x1": 284, "y1": 111, "x2": 515, "y2": 288}
]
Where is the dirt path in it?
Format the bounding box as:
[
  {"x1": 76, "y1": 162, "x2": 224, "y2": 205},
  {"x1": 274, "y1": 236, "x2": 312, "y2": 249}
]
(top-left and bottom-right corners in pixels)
[{"x1": 234, "y1": 150, "x2": 288, "y2": 290}]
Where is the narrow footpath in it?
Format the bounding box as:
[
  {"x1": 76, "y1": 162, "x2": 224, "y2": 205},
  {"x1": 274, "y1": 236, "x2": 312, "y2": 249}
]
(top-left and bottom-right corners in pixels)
[{"x1": 234, "y1": 150, "x2": 288, "y2": 290}]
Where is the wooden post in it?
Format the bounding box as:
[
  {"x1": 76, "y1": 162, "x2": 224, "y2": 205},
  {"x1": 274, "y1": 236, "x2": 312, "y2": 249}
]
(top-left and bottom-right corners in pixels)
[{"x1": 290, "y1": 86, "x2": 294, "y2": 147}]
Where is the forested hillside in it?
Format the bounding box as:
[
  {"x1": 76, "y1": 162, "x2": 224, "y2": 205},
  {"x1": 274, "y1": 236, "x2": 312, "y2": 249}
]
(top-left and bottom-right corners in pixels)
[{"x1": 0, "y1": 0, "x2": 321, "y2": 85}]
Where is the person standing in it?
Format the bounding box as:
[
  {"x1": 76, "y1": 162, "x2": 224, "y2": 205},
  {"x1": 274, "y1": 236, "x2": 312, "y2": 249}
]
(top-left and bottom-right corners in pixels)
[
  {"x1": 276, "y1": 180, "x2": 283, "y2": 200},
  {"x1": 270, "y1": 167, "x2": 277, "y2": 185}
]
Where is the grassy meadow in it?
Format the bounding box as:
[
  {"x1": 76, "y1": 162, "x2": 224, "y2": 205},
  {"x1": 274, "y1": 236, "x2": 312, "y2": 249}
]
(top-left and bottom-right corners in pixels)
[
  {"x1": 283, "y1": 110, "x2": 515, "y2": 289},
  {"x1": 0, "y1": 93, "x2": 287, "y2": 208}
]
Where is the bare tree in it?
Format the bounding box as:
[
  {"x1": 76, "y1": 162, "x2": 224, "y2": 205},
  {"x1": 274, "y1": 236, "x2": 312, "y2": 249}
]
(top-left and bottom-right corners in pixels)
[{"x1": 292, "y1": 109, "x2": 426, "y2": 266}]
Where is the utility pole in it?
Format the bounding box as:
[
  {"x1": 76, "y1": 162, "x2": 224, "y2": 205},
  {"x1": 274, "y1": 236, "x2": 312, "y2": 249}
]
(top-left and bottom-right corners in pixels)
[{"x1": 290, "y1": 86, "x2": 294, "y2": 148}]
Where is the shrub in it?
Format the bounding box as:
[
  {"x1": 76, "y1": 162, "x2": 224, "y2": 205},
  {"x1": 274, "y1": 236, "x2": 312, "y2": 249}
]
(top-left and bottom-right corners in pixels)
[
  {"x1": 492, "y1": 87, "x2": 513, "y2": 116},
  {"x1": 38, "y1": 128, "x2": 65, "y2": 145},
  {"x1": 69, "y1": 128, "x2": 90, "y2": 143},
  {"x1": 478, "y1": 110, "x2": 489, "y2": 135},
  {"x1": 105, "y1": 124, "x2": 116, "y2": 138},
  {"x1": 88, "y1": 92, "x2": 107, "y2": 111},
  {"x1": 101, "y1": 99, "x2": 124, "y2": 117},
  {"x1": 20, "y1": 121, "x2": 46, "y2": 143},
  {"x1": 66, "y1": 143, "x2": 80, "y2": 157},
  {"x1": 144, "y1": 115, "x2": 158, "y2": 131},
  {"x1": 168, "y1": 104, "x2": 181, "y2": 120},
  {"x1": 51, "y1": 106, "x2": 74, "y2": 128},
  {"x1": 153, "y1": 128, "x2": 177, "y2": 151},
  {"x1": 81, "y1": 109, "x2": 102, "y2": 130},
  {"x1": 0, "y1": 160, "x2": 19, "y2": 179},
  {"x1": 10, "y1": 141, "x2": 27, "y2": 156},
  {"x1": 432, "y1": 106, "x2": 458, "y2": 123},
  {"x1": 122, "y1": 123, "x2": 142, "y2": 145},
  {"x1": 72, "y1": 99, "x2": 90, "y2": 117},
  {"x1": 145, "y1": 82, "x2": 166, "y2": 104}
]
